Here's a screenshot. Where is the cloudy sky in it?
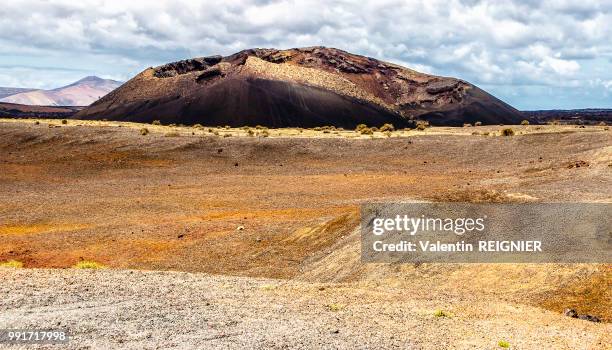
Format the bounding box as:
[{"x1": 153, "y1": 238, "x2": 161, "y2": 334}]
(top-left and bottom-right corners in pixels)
[{"x1": 1, "y1": 0, "x2": 610, "y2": 110}]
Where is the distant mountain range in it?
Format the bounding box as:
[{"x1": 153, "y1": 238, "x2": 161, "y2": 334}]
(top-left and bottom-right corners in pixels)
[{"x1": 0, "y1": 76, "x2": 123, "y2": 107}]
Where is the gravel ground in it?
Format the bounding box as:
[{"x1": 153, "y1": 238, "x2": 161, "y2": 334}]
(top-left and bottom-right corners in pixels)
[{"x1": 0, "y1": 269, "x2": 609, "y2": 349}]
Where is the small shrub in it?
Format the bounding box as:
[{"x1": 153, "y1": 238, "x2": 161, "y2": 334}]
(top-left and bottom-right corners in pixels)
[
  {"x1": 223, "y1": 133, "x2": 232, "y2": 138},
  {"x1": 247, "y1": 129, "x2": 255, "y2": 136},
  {"x1": 255, "y1": 125, "x2": 267, "y2": 130},
  {"x1": 152, "y1": 120, "x2": 161, "y2": 125},
  {"x1": 260, "y1": 284, "x2": 277, "y2": 291},
  {"x1": 520, "y1": 119, "x2": 530, "y2": 125},
  {"x1": 0, "y1": 260, "x2": 23, "y2": 268},
  {"x1": 165, "y1": 132, "x2": 180, "y2": 137},
  {"x1": 384, "y1": 131, "x2": 392, "y2": 137},
  {"x1": 193, "y1": 123, "x2": 203, "y2": 129},
  {"x1": 168, "y1": 123, "x2": 176, "y2": 127},
  {"x1": 380, "y1": 123, "x2": 395, "y2": 132},
  {"x1": 73, "y1": 260, "x2": 106, "y2": 269},
  {"x1": 359, "y1": 127, "x2": 373, "y2": 135},
  {"x1": 371, "y1": 127, "x2": 379, "y2": 132},
  {"x1": 213, "y1": 131, "x2": 220, "y2": 136},
  {"x1": 259, "y1": 130, "x2": 270, "y2": 137},
  {"x1": 355, "y1": 123, "x2": 368, "y2": 132},
  {"x1": 501, "y1": 128, "x2": 515, "y2": 136},
  {"x1": 327, "y1": 303, "x2": 344, "y2": 312},
  {"x1": 313, "y1": 127, "x2": 323, "y2": 131},
  {"x1": 140, "y1": 128, "x2": 149, "y2": 135},
  {"x1": 224, "y1": 125, "x2": 231, "y2": 129},
  {"x1": 463, "y1": 123, "x2": 472, "y2": 127},
  {"x1": 34, "y1": 120, "x2": 40, "y2": 125},
  {"x1": 415, "y1": 120, "x2": 429, "y2": 131},
  {"x1": 433, "y1": 309, "x2": 452, "y2": 318},
  {"x1": 474, "y1": 121, "x2": 482, "y2": 126},
  {"x1": 498, "y1": 340, "x2": 510, "y2": 348},
  {"x1": 61, "y1": 119, "x2": 68, "y2": 125}
]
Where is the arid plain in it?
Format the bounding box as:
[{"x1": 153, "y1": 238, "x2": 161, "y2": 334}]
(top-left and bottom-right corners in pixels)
[{"x1": 0, "y1": 119, "x2": 610, "y2": 349}]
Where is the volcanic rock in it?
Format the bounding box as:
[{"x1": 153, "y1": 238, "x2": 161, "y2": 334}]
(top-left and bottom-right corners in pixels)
[{"x1": 77, "y1": 47, "x2": 523, "y2": 127}]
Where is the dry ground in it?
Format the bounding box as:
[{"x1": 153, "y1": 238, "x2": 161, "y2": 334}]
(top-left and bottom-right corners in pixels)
[{"x1": 0, "y1": 119, "x2": 610, "y2": 348}]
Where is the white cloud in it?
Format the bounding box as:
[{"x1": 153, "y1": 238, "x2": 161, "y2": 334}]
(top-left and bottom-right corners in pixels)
[{"x1": 0, "y1": 0, "x2": 610, "y2": 108}]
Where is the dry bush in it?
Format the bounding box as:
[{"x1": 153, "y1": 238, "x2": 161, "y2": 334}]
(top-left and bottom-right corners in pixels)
[
  {"x1": 73, "y1": 260, "x2": 106, "y2": 269},
  {"x1": 521, "y1": 120, "x2": 530, "y2": 125},
  {"x1": 0, "y1": 260, "x2": 23, "y2": 268},
  {"x1": 140, "y1": 128, "x2": 149, "y2": 135},
  {"x1": 501, "y1": 128, "x2": 515, "y2": 136},
  {"x1": 380, "y1": 123, "x2": 395, "y2": 132},
  {"x1": 152, "y1": 120, "x2": 161, "y2": 125}
]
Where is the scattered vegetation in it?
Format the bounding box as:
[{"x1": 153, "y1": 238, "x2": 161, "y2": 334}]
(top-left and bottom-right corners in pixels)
[
  {"x1": 380, "y1": 123, "x2": 395, "y2": 132},
  {"x1": 152, "y1": 120, "x2": 161, "y2": 125},
  {"x1": 498, "y1": 340, "x2": 510, "y2": 348},
  {"x1": 0, "y1": 260, "x2": 24, "y2": 268},
  {"x1": 73, "y1": 260, "x2": 107, "y2": 269},
  {"x1": 140, "y1": 128, "x2": 149, "y2": 135},
  {"x1": 501, "y1": 128, "x2": 515, "y2": 136},
  {"x1": 520, "y1": 119, "x2": 530, "y2": 125},
  {"x1": 433, "y1": 309, "x2": 452, "y2": 318}
]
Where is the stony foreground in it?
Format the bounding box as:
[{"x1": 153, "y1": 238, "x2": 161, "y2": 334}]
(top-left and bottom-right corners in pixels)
[{"x1": 0, "y1": 269, "x2": 609, "y2": 349}]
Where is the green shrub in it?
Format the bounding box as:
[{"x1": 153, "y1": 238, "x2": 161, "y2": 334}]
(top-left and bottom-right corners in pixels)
[{"x1": 498, "y1": 340, "x2": 510, "y2": 348}]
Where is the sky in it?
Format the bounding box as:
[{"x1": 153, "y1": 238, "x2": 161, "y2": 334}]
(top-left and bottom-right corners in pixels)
[{"x1": 0, "y1": 0, "x2": 611, "y2": 110}]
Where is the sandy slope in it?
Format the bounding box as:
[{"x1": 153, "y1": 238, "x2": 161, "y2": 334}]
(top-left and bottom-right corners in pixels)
[{"x1": 0, "y1": 268, "x2": 609, "y2": 350}]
